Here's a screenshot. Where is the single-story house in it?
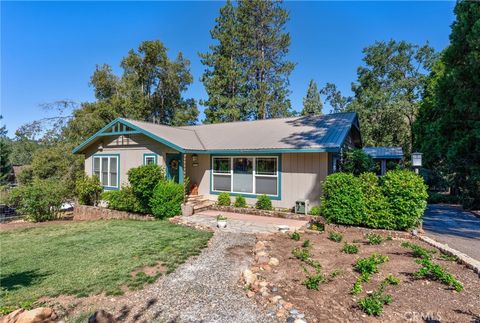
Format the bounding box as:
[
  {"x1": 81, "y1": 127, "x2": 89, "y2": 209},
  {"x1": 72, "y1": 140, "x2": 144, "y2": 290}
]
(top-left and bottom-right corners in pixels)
[
  {"x1": 363, "y1": 147, "x2": 404, "y2": 176},
  {"x1": 72, "y1": 112, "x2": 362, "y2": 208}
]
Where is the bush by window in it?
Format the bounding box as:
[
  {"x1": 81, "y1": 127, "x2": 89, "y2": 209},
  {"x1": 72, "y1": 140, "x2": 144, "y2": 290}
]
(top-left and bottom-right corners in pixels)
[
  {"x1": 234, "y1": 195, "x2": 247, "y2": 208},
  {"x1": 76, "y1": 175, "x2": 103, "y2": 206},
  {"x1": 150, "y1": 180, "x2": 184, "y2": 219},
  {"x1": 101, "y1": 187, "x2": 143, "y2": 213},
  {"x1": 217, "y1": 192, "x2": 231, "y2": 206},
  {"x1": 256, "y1": 194, "x2": 272, "y2": 210},
  {"x1": 127, "y1": 164, "x2": 165, "y2": 213}
]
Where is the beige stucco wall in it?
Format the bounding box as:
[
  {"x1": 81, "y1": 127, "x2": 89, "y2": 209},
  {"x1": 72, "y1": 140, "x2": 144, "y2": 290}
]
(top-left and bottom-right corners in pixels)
[
  {"x1": 84, "y1": 134, "x2": 177, "y2": 187},
  {"x1": 185, "y1": 152, "x2": 330, "y2": 209}
]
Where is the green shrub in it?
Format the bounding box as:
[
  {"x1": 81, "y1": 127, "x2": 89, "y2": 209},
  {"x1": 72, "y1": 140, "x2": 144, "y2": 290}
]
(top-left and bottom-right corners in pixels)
[
  {"x1": 256, "y1": 194, "x2": 272, "y2": 210},
  {"x1": 342, "y1": 243, "x2": 359, "y2": 254},
  {"x1": 291, "y1": 231, "x2": 301, "y2": 241},
  {"x1": 76, "y1": 175, "x2": 103, "y2": 206},
  {"x1": 234, "y1": 195, "x2": 247, "y2": 208},
  {"x1": 292, "y1": 247, "x2": 311, "y2": 261},
  {"x1": 354, "y1": 253, "x2": 389, "y2": 276},
  {"x1": 358, "y1": 291, "x2": 393, "y2": 316},
  {"x1": 321, "y1": 173, "x2": 364, "y2": 226},
  {"x1": 303, "y1": 273, "x2": 325, "y2": 290},
  {"x1": 383, "y1": 274, "x2": 401, "y2": 286},
  {"x1": 414, "y1": 258, "x2": 463, "y2": 292},
  {"x1": 340, "y1": 148, "x2": 375, "y2": 175},
  {"x1": 308, "y1": 205, "x2": 321, "y2": 215},
  {"x1": 217, "y1": 192, "x2": 231, "y2": 206},
  {"x1": 302, "y1": 239, "x2": 311, "y2": 248},
  {"x1": 328, "y1": 231, "x2": 343, "y2": 243},
  {"x1": 102, "y1": 187, "x2": 143, "y2": 213},
  {"x1": 401, "y1": 242, "x2": 436, "y2": 259},
  {"x1": 359, "y1": 173, "x2": 394, "y2": 229},
  {"x1": 382, "y1": 170, "x2": 428, "y2": 230},
  {"x1": 8, "y1": 179, "x2": 68, "y2": 222},
  {"x1": 351, "y1": 279, "x2": 363, "y2": 295},
  {"x1": 127, "y1": 164, "x2": 165, "y2": 213},
  {"x1": 366, "y1": 233, "x2": 384, "y2": 245},
  {"x1": 150, "y1": 180, "x2": 184, "y2": 219}
]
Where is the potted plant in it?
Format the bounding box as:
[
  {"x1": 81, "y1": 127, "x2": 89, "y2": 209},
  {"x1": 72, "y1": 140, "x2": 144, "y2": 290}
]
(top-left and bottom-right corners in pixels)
[{"x1": 216, "y1": 214, "x2": 227, "y2": 228}]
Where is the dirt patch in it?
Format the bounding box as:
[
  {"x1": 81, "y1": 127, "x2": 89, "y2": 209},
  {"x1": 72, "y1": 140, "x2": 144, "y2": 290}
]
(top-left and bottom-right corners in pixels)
[
  {"x1": 248, "y1": 227, "x2": 480, "y2": 322},
  {"x1": 130, "y1": 262, "x2": 166, "y2": 278}
]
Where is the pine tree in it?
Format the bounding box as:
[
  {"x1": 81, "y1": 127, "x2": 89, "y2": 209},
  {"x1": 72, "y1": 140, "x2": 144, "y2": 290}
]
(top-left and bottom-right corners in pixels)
[
  {"x1": 301, "y1": 80, "x2": 323, "y2": 116},
  {"x1": 236, "y1": 0, "x2": 295, "y2": 119},
  {"x1": 200, "y1": 0, "x2": 245, "y2": 123}
]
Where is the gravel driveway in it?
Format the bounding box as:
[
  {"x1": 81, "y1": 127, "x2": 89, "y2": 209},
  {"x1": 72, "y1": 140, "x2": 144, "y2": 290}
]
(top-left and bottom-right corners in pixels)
[
  {"x1": 114, "y1": 232, "x2": 272, "y2": 323},
  {"x1": 423, "y1": 204, "x2": 480, "y2": 261}
]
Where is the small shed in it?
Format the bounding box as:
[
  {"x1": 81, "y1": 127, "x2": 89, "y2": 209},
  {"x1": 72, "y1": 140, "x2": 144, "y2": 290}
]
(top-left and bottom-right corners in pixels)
[{"x1": 363, "y1": 147, "x2": 403, "y2": 175}]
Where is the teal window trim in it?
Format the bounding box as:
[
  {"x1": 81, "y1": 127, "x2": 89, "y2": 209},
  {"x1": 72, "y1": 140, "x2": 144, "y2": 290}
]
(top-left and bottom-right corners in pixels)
[
  {"x1": 92, "y1": 153, "x2": 120, "y2": 190},
  {"x1": 209, "y1": 153, "x2": 282, "y2": 200},
  {"x1": 143, "y1": 153, "x2": 158, "y2": 165}
]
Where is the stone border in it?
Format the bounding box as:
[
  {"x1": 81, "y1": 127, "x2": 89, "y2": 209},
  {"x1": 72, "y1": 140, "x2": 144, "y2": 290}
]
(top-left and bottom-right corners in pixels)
[
  {"x1": 417, "y1": 234, "x2": 480, "y2": 276},
  {"x1": 73, "y1": 205, "x2": 154, "y2": 221},
  {"x1": 209, "y1": 205, "x2": 312, "y2": 221}
]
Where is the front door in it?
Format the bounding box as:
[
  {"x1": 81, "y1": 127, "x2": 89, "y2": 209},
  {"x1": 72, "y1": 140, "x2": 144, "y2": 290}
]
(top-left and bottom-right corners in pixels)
[{"x1": 166, "y1": 153, "x2": 181, "y2": 183}]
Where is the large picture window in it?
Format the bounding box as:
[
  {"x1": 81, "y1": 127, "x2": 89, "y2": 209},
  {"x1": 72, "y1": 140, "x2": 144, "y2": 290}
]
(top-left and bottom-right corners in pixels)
[
  {"x1": 212, "y1": 156, "x2": 279, "y2": 196},
  {"x1": 93, "y1": 155, "x2": 119, "y2": 189}
]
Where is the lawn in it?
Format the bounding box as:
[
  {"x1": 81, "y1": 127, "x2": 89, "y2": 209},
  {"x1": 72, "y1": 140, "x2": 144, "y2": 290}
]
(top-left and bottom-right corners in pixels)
[{"x1": 0, "y1": 220, "x2": 212, "y2": 312}]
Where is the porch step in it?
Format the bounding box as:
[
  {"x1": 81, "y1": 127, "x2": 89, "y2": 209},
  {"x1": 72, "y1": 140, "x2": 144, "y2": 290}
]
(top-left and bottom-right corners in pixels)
[{"x1": 184, "y1": 195, "x2": 215, "y2": 214}]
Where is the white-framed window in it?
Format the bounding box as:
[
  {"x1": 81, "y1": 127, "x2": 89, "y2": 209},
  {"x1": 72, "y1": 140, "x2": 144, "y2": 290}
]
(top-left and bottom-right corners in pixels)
[
  {"x1": 93, "y1": 155, "x2": 119, "y2": 188},
  {"x1": 143, "y1": 154, "x2": 157, "y2": 165},
  {"x1": 212, "y1": 156, "x2": 279, "y2": 196}
]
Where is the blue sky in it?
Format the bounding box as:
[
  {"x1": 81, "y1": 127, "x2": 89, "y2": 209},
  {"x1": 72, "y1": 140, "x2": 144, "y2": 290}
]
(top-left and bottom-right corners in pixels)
[{"x1": 1, "y1": 1, "x2": 455, "y2": 136}]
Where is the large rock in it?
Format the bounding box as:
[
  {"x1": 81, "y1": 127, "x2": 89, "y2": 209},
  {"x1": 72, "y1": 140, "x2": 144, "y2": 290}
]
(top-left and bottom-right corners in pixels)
[
  {"x1": 242, "y1": 269, "x2": 257, "y2": 286},
  {"x1": 3, "y1": 307, "x2": 57, "y2": 323}
]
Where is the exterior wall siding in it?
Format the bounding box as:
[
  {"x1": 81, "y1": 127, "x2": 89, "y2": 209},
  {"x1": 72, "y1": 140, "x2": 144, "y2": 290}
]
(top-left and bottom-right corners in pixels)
[
  {"x1": 84, "y1": 134, "x2": 176, "y2": 188},
  {"x1": 185, "y1": 152, "x2": 329, "y2": 209}
]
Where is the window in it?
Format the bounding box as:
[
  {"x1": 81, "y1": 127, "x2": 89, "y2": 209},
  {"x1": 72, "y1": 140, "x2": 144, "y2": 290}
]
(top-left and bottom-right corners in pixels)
[
  {"x1": 144, "y1": 154, "x2": 157, "y2": 165},
  {"x1": 93, "y1": 155, "x2": 119, "y2": 188},
  {"x1": 212, "y1": 156, "x2": 279, "y2": 197},
  {"x1": 213, "y1": 158, "x2": 231, "y2": 191}
]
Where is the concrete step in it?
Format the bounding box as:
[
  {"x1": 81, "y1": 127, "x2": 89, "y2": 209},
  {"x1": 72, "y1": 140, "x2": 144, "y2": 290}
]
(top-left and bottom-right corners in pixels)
[
  {"x1": 186, "y1": 195, "x2": 205, "y2": 201},
  {"x1": 193, "y1": 200, "x2": 215, "y2": 211}
]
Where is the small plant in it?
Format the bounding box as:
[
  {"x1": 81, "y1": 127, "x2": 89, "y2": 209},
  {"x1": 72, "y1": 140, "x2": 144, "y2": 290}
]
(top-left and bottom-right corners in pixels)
[
  {"x1": 305, "y1": 258, "x2": 322, "y2": 272},
  {"x1": 256, "y1": 194, "x2": 272, "y2": 210},
  {"x1": 386, "y1": 235, "x2": 393, "y2": 241},
  {"x1": 342, "y1": 243, "x2": 359, "y2": 254},
  {"x1": 366, "y1": 233, "x2": 384, "y2": 245},
  {"x1": 401, "y1": 242, "x2": 436, "y2": 259},
  {"x1": 328, "y1": 231, "x2": 343, "y2": 243},
  {"x1": 351, "y1": 279, "x2": 363, "y2": 295},
  {"x1": 414, "y1": 258, "x2": 463, "y2": 292},
  {"x1": 329, "y1": 269, "x2": 342, "y2": 278},
  {"x1": 358, "y1": 291, "x2": 393, "y2": 316},
  {"x1": 217, "y1": 192, "x2": 231, "y2": 206},
  {"x1": 308, "y1": 205, "x2": 321, "y2": 215},
  {"x1": 383, "y1": 274, "x2": 401, "y2": 286},
  {"x1": 291, "y1": 231, "x2": 301, "y2": 241},
  {"x1": 234, "y1": 195, "x2": 247, "y2": 208},
  {"x1": 292, "y1": 247, "x2": 310, "y2": 261},
  {"x1": 440, "y1": 253, "x2": 458, "y2": 262},
  {"x1": 354, "y1": 253, "x2": 389, "y2": 276},
  {"x1": 309, "y1": 222, "x2": 325, "y2": 232},
  {"x1": 216, "y1": 214, "x2": 227, "y2": 221},
  {"x1": 303, "y1": 273, "x2": 325, "y2": 290},
  {"x1": 302, "y1": 239, "x2": 311, "y2": 248}
]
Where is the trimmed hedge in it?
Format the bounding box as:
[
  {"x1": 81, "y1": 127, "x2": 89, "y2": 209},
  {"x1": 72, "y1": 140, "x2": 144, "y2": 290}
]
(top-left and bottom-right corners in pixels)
[
  {"x1": 321, "y1": 170, "x2": 428, "y2": 231},
  {"x1": 150, "y1": 180, "x2": 184, "y2": 219},
  {"x1": 102, "y1": 187, "x2": 143, "y2": 213},
  {"x1": 127, "y1": 164, "x2": 165, "y2": 213}
]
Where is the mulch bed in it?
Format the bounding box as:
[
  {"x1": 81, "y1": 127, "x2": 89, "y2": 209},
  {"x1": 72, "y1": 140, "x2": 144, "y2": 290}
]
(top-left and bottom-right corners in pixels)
[{"x1": 249, "y1": 226, "x2": 480, "y2": 322}]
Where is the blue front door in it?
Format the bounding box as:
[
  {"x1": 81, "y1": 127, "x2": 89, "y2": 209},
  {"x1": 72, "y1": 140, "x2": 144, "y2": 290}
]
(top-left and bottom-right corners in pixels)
[{"x1": 166, "y1": 153, "x2": 182, "y2": 183}]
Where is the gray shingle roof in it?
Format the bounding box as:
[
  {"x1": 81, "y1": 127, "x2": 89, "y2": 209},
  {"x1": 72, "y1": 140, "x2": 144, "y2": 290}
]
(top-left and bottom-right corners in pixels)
[{"x1": 363, "y1": 147, "x2": 404, "y2": 159}]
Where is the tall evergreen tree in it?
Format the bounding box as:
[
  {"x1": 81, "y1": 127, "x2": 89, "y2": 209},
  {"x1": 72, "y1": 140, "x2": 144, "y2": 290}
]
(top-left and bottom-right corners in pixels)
[
  {"x1": 236, "y1": 0, "x2": 295, "y2": 119},
  {"x1": 301, "y1": 80, "x2": 323, "y2": 116},
  {"x1": 415, "y1": 1, "x2": 480, "y2": 208},
  {"x1": 200, "y1": 1, "x2": 246, "y2": 123}
]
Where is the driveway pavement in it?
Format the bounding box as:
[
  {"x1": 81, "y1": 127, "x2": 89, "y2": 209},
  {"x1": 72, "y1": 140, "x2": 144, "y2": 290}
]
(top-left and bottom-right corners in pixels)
[{"x1": 423, "y1": 204, "x2": 480, "y2": 261}]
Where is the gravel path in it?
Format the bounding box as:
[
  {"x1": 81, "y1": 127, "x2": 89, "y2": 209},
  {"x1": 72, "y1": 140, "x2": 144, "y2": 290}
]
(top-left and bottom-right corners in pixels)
[{"x1": 117, "y1": 232, "x2": 272, "y2": 323}]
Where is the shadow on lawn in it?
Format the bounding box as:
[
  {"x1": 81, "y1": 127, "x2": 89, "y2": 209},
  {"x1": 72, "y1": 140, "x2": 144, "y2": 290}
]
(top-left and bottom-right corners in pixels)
[{"x1": 0, "y1": 270, "x2": 47, "y2": 291}]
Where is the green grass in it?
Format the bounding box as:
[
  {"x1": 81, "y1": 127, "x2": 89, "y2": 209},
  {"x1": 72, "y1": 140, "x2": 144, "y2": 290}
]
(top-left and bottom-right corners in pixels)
[{"x1": 0, "y1": 220, "x2": 212, "y2": 311}]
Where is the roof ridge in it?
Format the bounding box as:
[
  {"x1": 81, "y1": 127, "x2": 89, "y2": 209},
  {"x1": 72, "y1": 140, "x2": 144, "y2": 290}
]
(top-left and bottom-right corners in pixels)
[{"x1": 121, "y1": 118, "x2": 197, "y2": 133}]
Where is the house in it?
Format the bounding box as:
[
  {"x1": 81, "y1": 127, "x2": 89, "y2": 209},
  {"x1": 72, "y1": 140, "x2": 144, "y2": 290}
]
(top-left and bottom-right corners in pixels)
[
  {"x1": 72, "y1": 112, "x2": 362, "y2": 208},
  {"x1": 363, "y1": 147, "x2": 404, "y2": 176}
]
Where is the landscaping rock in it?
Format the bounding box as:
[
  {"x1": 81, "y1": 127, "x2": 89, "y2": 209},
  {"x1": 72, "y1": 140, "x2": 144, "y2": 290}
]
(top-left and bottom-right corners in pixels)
[
  {"x1": 294, "y1": 319, "x2": 307, "y2": 323},
  {"x1": 276, "y1": 308, "x2": 287, "y2": 319},
  {"x1": 286, "y1": 316, "x2": 296, "y2": 323},
  {"x1": 88, "y1": 310, "x2": 115, "y2": 323},
  {"x1": 256, "y1": 251, "x2": 268, "y2": 257},
  {"x1": 247, "y1": 291, "x2": 256, "y2": 298},
  {"x1": 258, "y1": 256, "x2": 270, "y2": 264},
  {"x1": 268, "y1": 257, "x2": 279, "y2": 266},
  {"x1": 3, "y1": 307, "x2": 57, "y2": 323},
  {"x1": 243, "y1": 269, "x2": 257, "y2": 286},
  {"x1": 255, "y1": 241, "x2": 266, "y2": 251},
  {"x1": 283, "y1": 302, "x2": 293, "y2": 310},
  {"x1": 269, "y1": 295, "x2": 282, "y2": 304}
]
